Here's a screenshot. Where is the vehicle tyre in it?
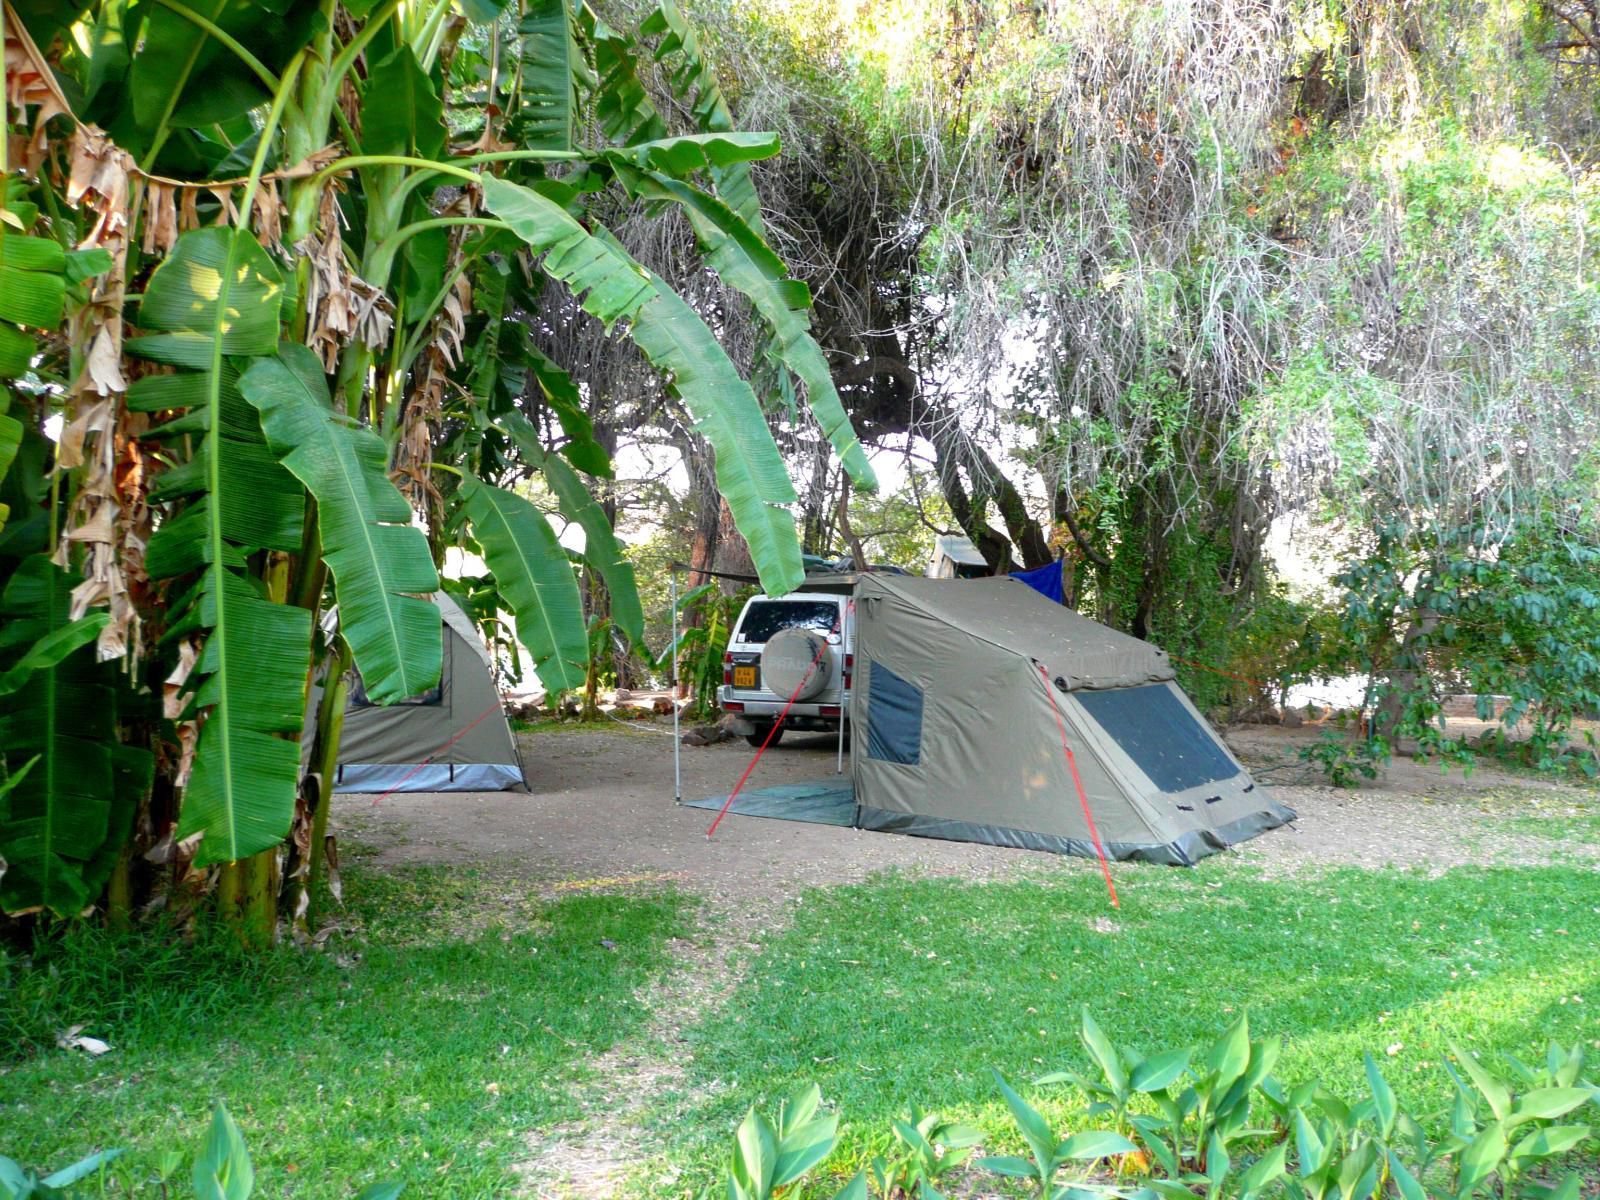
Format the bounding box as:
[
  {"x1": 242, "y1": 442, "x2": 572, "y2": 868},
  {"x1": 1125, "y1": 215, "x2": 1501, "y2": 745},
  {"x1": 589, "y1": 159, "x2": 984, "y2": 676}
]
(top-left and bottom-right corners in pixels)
[
  {"x1": 746, "y1": 724, "x2": 785, "y2": 748},
  {"x1": 760, "y1": 628, "x2": 832, "y2": 701}
]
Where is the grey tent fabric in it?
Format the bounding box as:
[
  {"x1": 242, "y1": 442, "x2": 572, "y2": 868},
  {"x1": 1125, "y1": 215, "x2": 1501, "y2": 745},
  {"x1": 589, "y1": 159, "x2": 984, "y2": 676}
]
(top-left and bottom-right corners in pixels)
[
  {"x1": 849, "y1": 575, "x2": 1292, "y2": 865},
  {"x1": 305, "y1": 592, "x2": 526, "y2": 793}
]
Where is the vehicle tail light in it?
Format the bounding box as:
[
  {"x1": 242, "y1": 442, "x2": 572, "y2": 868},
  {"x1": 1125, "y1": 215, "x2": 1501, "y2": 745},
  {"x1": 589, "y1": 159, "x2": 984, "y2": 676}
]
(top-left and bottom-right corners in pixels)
[
  {"x1": 723, "y1": 700, "x2": 745, "y2": 713},
  {"x1": 722, "y1": 651, "x2": 734, "y2": 686},
  {"x1": 843, "y1": 653, "x2": 854, "y2": 687},
  {"x1": 819, "y1": 704, "x2": 842, "y2": 718}
]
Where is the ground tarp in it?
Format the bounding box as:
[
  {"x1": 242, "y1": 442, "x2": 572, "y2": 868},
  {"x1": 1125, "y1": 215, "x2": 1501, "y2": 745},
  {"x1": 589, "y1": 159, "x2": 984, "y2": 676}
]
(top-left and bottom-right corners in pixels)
[{"x1": 682, "y1": 781, "x2": 856, "y2": 827}]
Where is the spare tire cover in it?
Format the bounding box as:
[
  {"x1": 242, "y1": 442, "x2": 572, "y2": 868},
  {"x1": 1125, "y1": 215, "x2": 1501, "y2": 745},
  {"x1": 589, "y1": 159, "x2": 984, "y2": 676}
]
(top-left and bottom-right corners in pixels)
[{"x1": 760, "y1": 627, "x2": 832, "y2": 700}]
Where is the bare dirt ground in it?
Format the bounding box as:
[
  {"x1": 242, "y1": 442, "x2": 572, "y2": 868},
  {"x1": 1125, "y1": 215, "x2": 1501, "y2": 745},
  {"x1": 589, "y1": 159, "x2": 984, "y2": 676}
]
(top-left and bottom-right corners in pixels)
[
  {"x1": 333, "y1": 719, "x2": 1598, "y2": 895},
  {"x1": 329, "y1": 720, "x2": 1599, "y2": 1198}
]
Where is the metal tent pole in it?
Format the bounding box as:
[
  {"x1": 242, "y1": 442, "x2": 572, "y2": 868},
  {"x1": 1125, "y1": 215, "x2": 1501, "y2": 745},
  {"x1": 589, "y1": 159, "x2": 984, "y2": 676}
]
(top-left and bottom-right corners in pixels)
[{"x1": 671, "y1": 567, "x2": 681, "y2": 804}]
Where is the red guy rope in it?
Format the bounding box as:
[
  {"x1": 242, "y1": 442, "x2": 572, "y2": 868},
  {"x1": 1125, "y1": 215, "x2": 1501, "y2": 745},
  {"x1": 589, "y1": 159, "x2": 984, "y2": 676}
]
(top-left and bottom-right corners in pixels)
[
  {"x1": 371, "y1": 701, "x2": 507, "y2": 805},
  {"x1": 1038, "y1": 664, "x2": 1119, "y2": 909},
  {"x1": 706, "y1": 607, "x2": 846, "y2": 839}
]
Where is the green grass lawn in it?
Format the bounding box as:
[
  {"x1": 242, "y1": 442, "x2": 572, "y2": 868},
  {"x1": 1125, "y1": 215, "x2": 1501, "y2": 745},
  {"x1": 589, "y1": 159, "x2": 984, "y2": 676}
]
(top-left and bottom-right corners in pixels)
[
  {"x1": 1, "y1": 867, "x2": 690, "y2": 1198},
  {"x1": 663, "y1": 864, "x2": 1600, "y2": 1192},
  {"x1": 7, "y1": 854, "x2": 1599, "y2": 1199}
]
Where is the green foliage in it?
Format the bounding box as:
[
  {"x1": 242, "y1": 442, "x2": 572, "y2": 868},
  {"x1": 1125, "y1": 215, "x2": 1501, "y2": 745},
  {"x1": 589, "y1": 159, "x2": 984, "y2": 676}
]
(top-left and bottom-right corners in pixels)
[
  {"x1": 480, "y1": 175, "x2": 805, "y2": 596},
  {"x1": 0, "y1": 1099, "x2": 401, "y2": 1199},
  {"x1": 976, "y1": 1070, "x2": 1137, "y2": 1195},
  {"x1": 458, "y1": 475, "x2": 589, "y2": 693},
  {"x1": 700, "y1": 1084, "x2": 857, "y2": 1200},
  {"x1": 867, "y1": 1105, "x2": 981, "y2": 1198},
  {"x1": 240, "y1": 345, "x2": 441, "y2": 705},
  {"x1": 8, "y1": 0, "x2": 869, "y2": 920},
  {"x1": 134, "y1": 227, "x2": 312, "y2": 869},
  {"x1": 690, "y1": 1014, "x2": 1596, "y2": 1200},
  {"x1": 500, "y1": 413, "x2": 644, "y2": 647},
  {"x1": 512, "y1": 0, "x2": 588, "y2": 152},
  {"x1": 655, "y1": 582, "x2": 748, "y2": 718},
  {"x1": 622, "y1": 170, "x2": 876, "y2": 490},
  {"x1": 0, "y1": 558, "x2": 151, "y2": 917},
  {"x1": 676, "y1": 866, "x2": 1600, "y2": 1188},
  {"x1": 1309, "y1": 512, "x2": 1600, "y2": 783}
]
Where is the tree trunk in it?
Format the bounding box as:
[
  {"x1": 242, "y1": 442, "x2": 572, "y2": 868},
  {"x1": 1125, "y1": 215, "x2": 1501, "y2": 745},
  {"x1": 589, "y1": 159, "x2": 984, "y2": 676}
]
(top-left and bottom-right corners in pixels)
[
  {"x1": 836, "y1": 482, "x2": 868, "y2": 570},
  {"x1": 1374, "y1": 606, "x2": 1441, "y2": 754},
  {"x1": 684, "y1": 449, "x2": 722, "y2": 627}
]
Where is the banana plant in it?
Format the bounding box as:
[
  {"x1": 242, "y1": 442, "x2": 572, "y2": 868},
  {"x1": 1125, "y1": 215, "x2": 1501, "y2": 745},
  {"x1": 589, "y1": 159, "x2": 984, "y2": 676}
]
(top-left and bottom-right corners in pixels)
[
  {"x1": 2, "y1": 0, "x2": 875, "y2": 929},
  {"x1": 1038, "y1": 1007, "x2": 1192, "y2": 1137},
  {"x1": 1434, "y1": 1041, "x2": 1594, "y2": 1198},
  {"x1": 977, "y1": 1069, "x2": 1139, "y2": 1197},
  {"x1": 868, "y1": 1103, "x2": 982, "y2": 1198},
  {"x1": 700, "y1": 1084, "x2": 863, "y2": 1200}
]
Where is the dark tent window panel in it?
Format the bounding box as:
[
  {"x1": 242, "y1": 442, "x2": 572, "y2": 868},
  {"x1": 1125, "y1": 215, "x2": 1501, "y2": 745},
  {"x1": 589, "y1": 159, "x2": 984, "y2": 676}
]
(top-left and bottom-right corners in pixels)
[
  {"x1": 347, "y1": 671, "x2": 443, "y2": 708},
  {"x1": 866, "y1": 660, "x2": 924, "y2": 765},
  {"x1": 1075, "y1": 683, "x2": 1239, "y2": 793}
]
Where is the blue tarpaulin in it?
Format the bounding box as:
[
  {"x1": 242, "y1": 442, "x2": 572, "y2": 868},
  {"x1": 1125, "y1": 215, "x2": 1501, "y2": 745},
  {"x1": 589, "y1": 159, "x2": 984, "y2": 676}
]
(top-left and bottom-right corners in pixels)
[{"x1": 1009, "y1": 561, "x2": 1064, "y2": 604}]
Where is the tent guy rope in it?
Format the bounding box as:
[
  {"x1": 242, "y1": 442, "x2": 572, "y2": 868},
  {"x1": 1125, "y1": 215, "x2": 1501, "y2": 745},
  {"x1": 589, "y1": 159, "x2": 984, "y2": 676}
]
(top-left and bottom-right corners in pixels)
[
  {"x1": 705, "y1": 609, "x2": 842, "y2": 839},
  {"x1": 369, "y1": 701, "x2": 506, "y2": 805},
  {"x1": 1038, "y1": 663, "x2": 1120, "y2": 908}
]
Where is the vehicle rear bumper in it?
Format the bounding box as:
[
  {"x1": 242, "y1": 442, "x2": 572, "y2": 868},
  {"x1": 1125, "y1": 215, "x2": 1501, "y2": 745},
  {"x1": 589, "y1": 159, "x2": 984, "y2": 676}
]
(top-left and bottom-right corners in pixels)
[{"x1": 718, "y1": 688, "x2": 848, "y2": 733}]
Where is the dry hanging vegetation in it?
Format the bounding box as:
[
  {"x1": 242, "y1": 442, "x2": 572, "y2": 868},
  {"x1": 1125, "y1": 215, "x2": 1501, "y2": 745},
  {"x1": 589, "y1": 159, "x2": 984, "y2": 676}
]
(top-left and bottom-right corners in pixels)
[{"x1": 0, "y1": 0, "x2": 874, "y2": 937}]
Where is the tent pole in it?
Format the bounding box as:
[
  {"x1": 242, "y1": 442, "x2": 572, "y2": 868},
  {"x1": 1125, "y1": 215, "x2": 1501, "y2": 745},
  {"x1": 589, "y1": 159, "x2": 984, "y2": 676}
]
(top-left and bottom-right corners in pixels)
[
  {"x1": 835, "y1": 599, "x2": 849, "y2": 775},
  {"x1": 671, "y1": 566, "x2": 681, "y2": 804}
]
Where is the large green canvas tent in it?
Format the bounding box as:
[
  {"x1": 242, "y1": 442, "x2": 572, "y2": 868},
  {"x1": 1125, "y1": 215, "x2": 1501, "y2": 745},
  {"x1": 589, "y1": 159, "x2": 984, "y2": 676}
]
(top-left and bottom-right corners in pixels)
[
  {"x1": 848, "y1": 574, "x2": 1292, "y2": 864},
  {"x1": 306, "y1": 592, "x2": 526, "y2": 794}
]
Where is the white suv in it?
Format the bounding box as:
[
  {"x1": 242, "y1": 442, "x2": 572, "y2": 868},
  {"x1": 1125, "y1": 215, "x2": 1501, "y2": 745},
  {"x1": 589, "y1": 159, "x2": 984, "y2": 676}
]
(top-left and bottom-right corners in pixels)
[{"x1": 719, "y1": 585, "x2": 854, "y2": 747}]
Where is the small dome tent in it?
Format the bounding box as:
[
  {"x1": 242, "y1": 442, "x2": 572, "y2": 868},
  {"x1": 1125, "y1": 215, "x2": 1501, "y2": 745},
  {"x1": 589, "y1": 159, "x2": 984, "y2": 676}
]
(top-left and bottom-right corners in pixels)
[
  {"x1": 848, "y1": 574, "x2": 1292, "y2": 864},
  {"x1": 307, "y1": 592, "x2": 526, "y2": 793}
]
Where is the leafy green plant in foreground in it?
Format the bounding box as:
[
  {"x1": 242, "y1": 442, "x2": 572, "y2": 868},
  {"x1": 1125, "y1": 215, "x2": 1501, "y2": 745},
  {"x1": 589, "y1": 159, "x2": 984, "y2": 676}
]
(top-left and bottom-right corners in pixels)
[
  {"x1": 867, "y1": 1104, "x2": 982, "y2": 1199},
  {"x1": 701, "y1": 1083, "x2": 863, "y2": 1200},
  {"x1": 700, "y1": 1014, "x2": 1600, "y2": 1199},
  {"x1": 976, "y1": 1069, "x2": 1138, "y2": 1196},
  {"x1": 1, "y1": 1102, "x2": 400, "y2": 1200},
  {"x1": 1025, "y1": 1010, "x2": 1598, "y2": 1200}
]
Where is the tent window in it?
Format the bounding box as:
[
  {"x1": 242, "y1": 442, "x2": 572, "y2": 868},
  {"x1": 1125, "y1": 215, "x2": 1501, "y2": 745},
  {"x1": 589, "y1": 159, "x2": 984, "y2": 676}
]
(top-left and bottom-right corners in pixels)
[
  {"x1": 347, "y1": 635, "x2": 447, "y2": 709},
  {"x1": 1075, "y1": 683, "x2": 1238, "y2": 793},
  {"x1": 866, "y1": 660, "x2": 923, "y2": 765},
  {"x1": 348, "y1": 671, "x2": 443, "y2": 708}
]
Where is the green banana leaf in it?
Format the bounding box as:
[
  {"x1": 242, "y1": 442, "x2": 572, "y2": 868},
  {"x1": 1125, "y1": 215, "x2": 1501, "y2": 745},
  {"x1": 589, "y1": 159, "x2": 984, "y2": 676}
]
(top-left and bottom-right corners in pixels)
[
  {"x1": 639, "y1": 0, "x2": 766, "y2": 233},
  {"x1": 0, "y1": 611, "x2": 110, "y2": 696},
  {"x1": 126, "y1": 0, "x2": 275, "y2": 139},
  {"x1": 458, "y1": 475, "x2": 589, "y2": 692},
  {"x1": 133, "y1": 228, "x2": 311, "y2": 867},
  {"x1": 631, "y1": 171, "x2": 876, "y2": 489},
  {"x1": 580, "y1": 8, "x2": 669, "y2": 145},
  {"x1": 625, "y1": 261, "x2": 804, "y2": 595},
  {"x1": 0, "y1": 325, "x2": 32, "y2": 377},
  {"x1": 240, "y1": 344, "x2": 442, "y2": 705},
  {"x1": 501, "y1": 412, "x2": 644, "y2": 646},
  {"x1": 480, "y1": 176, "x2": 803, "y2": 595},
  {"x1": 0, "y1": 557, "x2": 151, "y2": 917},
  {"x1": 515, "y1": 0, "x2": 591, "y2": 151},
  {"x1": 607, "y1": 132, "x2": 780, "y2": 176},
  {"x1": 525, "y1": 346, "x2": 611, "y2": 477},
  {"x1": 0, "y1": 232, "x2": 66, "y2": 330},
  {"x1": 362, "y1": 45, "x2": 446, "y2": 160},
  {"x1": 0, "y1": 392, "x2": 22, "y2": 529}
]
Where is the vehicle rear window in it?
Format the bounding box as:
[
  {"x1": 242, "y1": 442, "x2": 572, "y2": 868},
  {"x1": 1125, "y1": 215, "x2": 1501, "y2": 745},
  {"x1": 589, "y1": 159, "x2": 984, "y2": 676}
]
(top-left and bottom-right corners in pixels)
[{"x1": 737, "y1": 600, "x2": 840, "y2": 643}]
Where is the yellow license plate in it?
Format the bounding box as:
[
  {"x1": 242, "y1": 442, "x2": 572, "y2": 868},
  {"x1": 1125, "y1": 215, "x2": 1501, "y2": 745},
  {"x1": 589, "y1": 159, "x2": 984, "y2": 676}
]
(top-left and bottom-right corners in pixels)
[{"x1": 733, "y1": 665, "x2": 757, "y2": 688}]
